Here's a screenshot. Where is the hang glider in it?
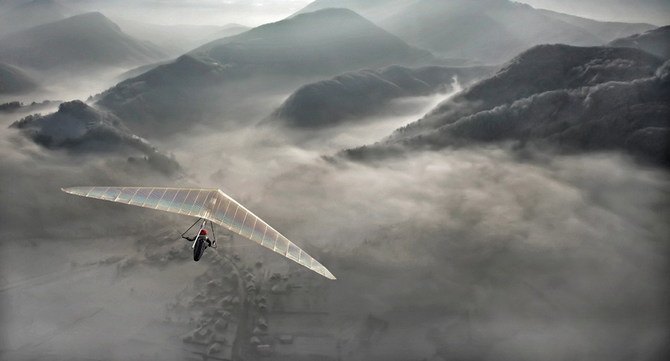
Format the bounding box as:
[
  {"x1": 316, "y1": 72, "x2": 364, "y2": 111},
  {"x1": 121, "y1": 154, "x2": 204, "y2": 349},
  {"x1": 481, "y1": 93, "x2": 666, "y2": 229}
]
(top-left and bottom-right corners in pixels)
[{"x1": 61, "y1": 186, "x2": 336, "y2": 280}]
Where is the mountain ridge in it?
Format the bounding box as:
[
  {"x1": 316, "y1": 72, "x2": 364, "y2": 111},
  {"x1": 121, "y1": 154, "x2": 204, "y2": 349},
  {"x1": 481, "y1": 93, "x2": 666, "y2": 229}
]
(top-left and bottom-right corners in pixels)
[
  {"x1": 96, "y1": 8, "x2": 436, "y2": 138},
  {"x1": 10, "y1": 100, "x2": 181, "y2": 174},
  {"x1": 0, "y1": 0, "x2": 71, "y2": 36},
  {"x1": 0, "y1": 62, "x2": 36, "y2": 94},
  {"x1": 295, "y1": 0, "x2": 656, "y2": 63},
  {"x1": 0, "y1": 12, "x2": 167, "y2": 71},
  {"x1": 609, "y1": 25, "x2": 670, "y2": 60},
  {"x1": 342, "y1": 44, "x2": 669, "y2": 167},
  {"x1": 191, "y1": 8, "x2": 432, "y2": 76},
  {"x1": 271, "y1": 65, "x2": 494, "y2": 128},
  {"x1": 112, "y1": 18, "x2": 250, "y2": 56}
]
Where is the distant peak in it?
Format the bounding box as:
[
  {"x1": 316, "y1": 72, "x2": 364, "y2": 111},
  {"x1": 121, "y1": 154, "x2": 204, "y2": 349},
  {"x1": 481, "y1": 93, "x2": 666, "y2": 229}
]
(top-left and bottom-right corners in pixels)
[
  {"x1": 288, "y1": 6, "x2": 369, "y2": 23},
  {"x1": 278, "y1": 7, "x2": 377, "y2": 30},
  {"x1": 295, "y1": 7, "x2": 362, "y2": 18},
  {"x1": 57, "y1": 100, "x2": 91, "y2": 114},
  {"x1": 59, "y1": 11, "x2": 121, "y2": 31},
  {"x1": 70, "y1": 11, "x2": 107, "y2": 20}
]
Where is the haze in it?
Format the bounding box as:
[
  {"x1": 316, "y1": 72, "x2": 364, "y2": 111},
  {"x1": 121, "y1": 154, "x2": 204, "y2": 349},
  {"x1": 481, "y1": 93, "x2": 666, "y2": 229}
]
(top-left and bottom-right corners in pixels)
[
  {"x1": 1, "y1": 1, "x2": 668, "y2": 361},
  {"x1": 42, "y1": 0, "x2": 315, "y2": 27},
  {"x1": 4, "y1": 0, "x2": 665, "y2": 26}
]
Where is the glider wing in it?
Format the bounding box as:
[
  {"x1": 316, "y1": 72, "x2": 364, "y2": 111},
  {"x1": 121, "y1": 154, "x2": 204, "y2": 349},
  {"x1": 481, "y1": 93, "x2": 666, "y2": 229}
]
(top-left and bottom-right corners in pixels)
[{"x1": 62, "y1": 186, "x2": 336, "y2": 280}]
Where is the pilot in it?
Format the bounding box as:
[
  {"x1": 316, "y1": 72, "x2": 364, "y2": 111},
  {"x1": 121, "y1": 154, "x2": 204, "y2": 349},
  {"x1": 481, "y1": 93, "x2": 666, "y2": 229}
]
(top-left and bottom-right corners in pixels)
[{"x1": 186, "y1": 229, "x2": 216, "y2": 248}]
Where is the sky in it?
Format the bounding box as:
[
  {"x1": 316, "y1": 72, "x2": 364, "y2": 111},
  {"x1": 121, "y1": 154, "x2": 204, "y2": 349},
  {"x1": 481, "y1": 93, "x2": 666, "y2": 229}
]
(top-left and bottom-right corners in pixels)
[
  {"x1": 49, "y1": 0, "x2": 670, "y2": 27},
  {"x1": 66, "y1": 0, "x2": 315, "y2": 26}
]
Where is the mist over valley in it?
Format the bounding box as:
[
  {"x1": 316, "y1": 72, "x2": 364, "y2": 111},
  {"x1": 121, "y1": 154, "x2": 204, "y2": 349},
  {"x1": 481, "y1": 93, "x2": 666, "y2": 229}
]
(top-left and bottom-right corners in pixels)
[{"x1": 1, "y1": 1, "x2": 668, "y2": 361}]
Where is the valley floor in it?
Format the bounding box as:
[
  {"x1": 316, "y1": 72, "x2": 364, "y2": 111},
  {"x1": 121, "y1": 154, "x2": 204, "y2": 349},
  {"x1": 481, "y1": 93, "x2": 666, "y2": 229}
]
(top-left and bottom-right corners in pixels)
[{"x1": 0, "y1": 236, "x2": 201, "y2": 361}]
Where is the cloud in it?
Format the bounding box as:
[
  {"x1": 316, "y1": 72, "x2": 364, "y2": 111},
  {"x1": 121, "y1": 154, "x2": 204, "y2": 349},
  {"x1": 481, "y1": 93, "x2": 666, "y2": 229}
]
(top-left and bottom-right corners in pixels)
[
  {"x1": 254, "y1": 147, "x2": 670, "y2": 360},
  {"x1": 2, "y1": 93, "x2": 668, "y2": 360},
  {"x1": 159, "y1": 106, "x2": 669, "y2": 359},
  {"x1": 0, "y1": 112, "x2": 180, "y2": 239}
]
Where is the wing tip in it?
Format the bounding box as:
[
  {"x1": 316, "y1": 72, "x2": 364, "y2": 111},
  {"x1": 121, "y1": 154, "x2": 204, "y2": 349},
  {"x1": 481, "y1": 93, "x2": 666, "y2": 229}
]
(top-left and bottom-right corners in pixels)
[
  {"x1": 324, "y1": 269, "x2": 337, "y2": 280},
  {"x1": 62, "y1": 186, "x2": 89, "y2": 196}
]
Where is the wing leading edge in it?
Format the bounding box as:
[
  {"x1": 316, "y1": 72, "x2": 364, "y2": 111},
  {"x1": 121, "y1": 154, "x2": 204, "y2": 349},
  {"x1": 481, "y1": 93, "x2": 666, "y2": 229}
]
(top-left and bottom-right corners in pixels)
[{"x1": 62, "y1": 186, "x2": 336, "y2": 280}]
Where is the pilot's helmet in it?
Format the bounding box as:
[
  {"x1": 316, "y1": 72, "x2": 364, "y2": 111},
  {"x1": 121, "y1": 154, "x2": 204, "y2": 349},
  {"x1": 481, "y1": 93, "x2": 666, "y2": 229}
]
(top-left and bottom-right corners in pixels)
[{"x1": 200, "y1": 229, "x2": 208, "y2": 235}]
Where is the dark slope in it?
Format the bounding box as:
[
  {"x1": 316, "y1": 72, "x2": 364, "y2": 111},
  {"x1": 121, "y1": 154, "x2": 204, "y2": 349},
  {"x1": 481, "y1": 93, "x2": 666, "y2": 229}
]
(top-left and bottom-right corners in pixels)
[
  {"x1": 271, "y1": 65, "x2": 493, "y2": 128},
  {"x1": 0, "y1": 0, "x2": 70, "y2": 36},
  {"x1": 0, "y1": 63, "x2": 36, "y2": 94},
  {"x1": 191, "y1": 8, "x2": 431, "y2": 76},
  {"x1": 344, "y1": 45, "x2": 669, "y2": 167},
  {"x1": 0, "y1": 12, "x2": 167, "y2": 71},
  {"x1": 10, "y1": 100, "x2": 180, "y2": 174},
  {"x1": 296, "y1": 0, "x2": 656, "y2": 63},
  {"x1": 95, "y1": 55, "x2": 231, "y2": 137},
  {"x1": 396, "y1": 45, "x2": 663, "y2": 137},
  {"x1": 609, "y1": 25, "x2": 670, "y2": 60}
]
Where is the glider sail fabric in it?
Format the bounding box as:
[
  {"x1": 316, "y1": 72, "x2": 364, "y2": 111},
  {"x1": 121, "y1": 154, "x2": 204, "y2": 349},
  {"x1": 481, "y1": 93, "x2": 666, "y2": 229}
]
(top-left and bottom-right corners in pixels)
[{"x1": 62, "y1": 186, "x2": 336, "y2": 280}]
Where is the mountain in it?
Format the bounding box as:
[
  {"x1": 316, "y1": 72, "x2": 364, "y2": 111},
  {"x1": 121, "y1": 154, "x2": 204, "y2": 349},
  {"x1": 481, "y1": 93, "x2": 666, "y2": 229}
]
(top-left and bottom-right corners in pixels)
[
  {"x1": 10, "y1": 100, "x2": 180, "y2": 174},
  {"x1": 191, "y1": 8, "x2": 432, "y2": 76},
  {"x1": 95, "y1": 8, "x2": 434, "y2": 138},
  {"x1": 271, "y1": 65, "x2": 494, "y2": 128},
  {"x1": 200, "y1": 23, "x2": 251, "y2": 45},
  {"x1": 112, "y1": 19, "x2": 250, "y2": 56},
  {"x1": 344, "y1": 44, "x2": 669, "y2": 167},
  {"x1": 519, "y1": 0, "x2": 670, "y2": 27},
  {"x1": 609, "y1": 25, "x2": 670, "y2": 60},
  {"x1": 0, "y1": 12, "x2": 167, "y2": 71},
  {"x1": 395, "y1": 45, "x2": 663, "y2": 136},
  {"x1": 537, "y1": 9, "x2": 656, "y2": 42},
  {"x1": 0, "y1": 63, "x2": 36, "y2": 94},
  {"x1": 0, "y1": 0, "x2": 71, "y2": 36},
  {"x1": 295, "y1": 0, "x2": 408, "y2": 21},
  {"x1": 95, "y1": 55, "x2": 231, "y2": 137},
  {"x1": 296, "y1": 0, "x2": 656, "y2": 63}
]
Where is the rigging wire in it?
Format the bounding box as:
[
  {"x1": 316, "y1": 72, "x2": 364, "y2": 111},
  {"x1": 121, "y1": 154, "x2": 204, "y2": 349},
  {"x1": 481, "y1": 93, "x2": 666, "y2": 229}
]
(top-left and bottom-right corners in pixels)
[{"x1": 181, "y1": 218, "x2": 203, "y2": 239}]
